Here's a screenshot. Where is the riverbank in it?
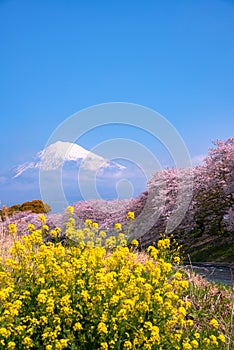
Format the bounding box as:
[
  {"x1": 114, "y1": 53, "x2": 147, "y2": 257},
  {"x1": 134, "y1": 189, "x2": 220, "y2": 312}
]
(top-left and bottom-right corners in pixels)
[{"x1": 178, "y1": 231, "x2": 234, "y2": 264}]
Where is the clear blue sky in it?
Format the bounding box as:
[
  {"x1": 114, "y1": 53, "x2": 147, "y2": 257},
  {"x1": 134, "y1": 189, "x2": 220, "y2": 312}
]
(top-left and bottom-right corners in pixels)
[{"x1": 0, "y1": 0, "x2": 234, "y2": 171}]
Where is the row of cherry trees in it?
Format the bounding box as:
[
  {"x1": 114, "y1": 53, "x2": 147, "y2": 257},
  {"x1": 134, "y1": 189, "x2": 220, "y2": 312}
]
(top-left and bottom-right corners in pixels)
[
  {"x1": 138, "y1": 138, "x2": 234, "y2": 245},
  {"x1": 72, "y1": 138, "x2": 234, "y2": 245}
]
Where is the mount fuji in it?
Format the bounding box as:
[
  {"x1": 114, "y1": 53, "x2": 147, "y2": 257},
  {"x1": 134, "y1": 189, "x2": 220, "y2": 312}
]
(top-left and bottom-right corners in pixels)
[
  {"x1": 13, "y1": 141, "x2": 126, "y2": 178},
  {"x1": 0, "y1": 141, "x2": 147, "y2": 208}
]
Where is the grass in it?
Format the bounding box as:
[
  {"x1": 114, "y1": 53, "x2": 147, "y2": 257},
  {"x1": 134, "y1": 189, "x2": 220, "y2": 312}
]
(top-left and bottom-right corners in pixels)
[
  {"x1": 181, "y1": 232, "x2": 234, "y2": 263},
  {"x1": 183, "y1": 269, "x2": 234, "y2": 350},
  {"x1": 188, "y1": 243, "x2": 234, "y2": 262},
  {"x1": 0, "y1": 224, "x2": 15, "y2": 258}
]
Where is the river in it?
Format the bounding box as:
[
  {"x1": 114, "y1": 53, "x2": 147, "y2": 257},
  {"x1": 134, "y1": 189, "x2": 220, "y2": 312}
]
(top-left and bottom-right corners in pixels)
[{"x1": 183, "y1": 262, "x2": 234, "y2": 286}]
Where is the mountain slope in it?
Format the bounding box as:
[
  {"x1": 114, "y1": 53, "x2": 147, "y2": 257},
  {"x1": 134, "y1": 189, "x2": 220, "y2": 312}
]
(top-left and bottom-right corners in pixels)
[{"x1": 13, "y1": 141, "x2": 126, "y2": 178}]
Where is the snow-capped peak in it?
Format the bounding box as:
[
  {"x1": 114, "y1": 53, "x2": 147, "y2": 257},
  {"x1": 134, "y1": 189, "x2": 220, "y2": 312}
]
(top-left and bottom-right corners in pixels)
[
  {"x1": 39, "y1": 141, "x2": 108, "y2": 171},
  {"x1": 39, "y1": 141, "x2": 92, "y2": 162},
  {"x1": 13, "y1": 141, "x2": 126, "y2": 178}
]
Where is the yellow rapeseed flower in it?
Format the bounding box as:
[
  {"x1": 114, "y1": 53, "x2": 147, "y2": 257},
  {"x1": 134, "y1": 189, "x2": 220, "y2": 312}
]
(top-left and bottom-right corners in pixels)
[
  {"x1": 209, "y1": 318, "x2": 219, "y2": 329},
  {"x1": 92, "y1": 222, "x2": 99, "y2": 229},
  {"x1": 38, "y1": 214, "x2": 46, "y2": 223},
  {"x1": 100, "y1": 343, "x2": 108, "y2": 350},
  {"x1": 7, "y1": 342, "x2": 16, "y2": 349},
  {"x1": 73, "y1": 322, "x2": 83, "y2": 331},
  {"x1": 50, "y1": 229, "x2": 60, "y2": 239},
  {"x1": 173, "y1": 256, "x2": 180, "y2": 264},
  {"x1": 66, "y1": 205, "x2": 74, "y2": 215},
  {"x1": 147, "y1": 246, "x2": 159, "y2": 259},
  {"x1": 131, "y1": 239, "x2": 139, "y2": 247},
  {"x1": 190, "y1": 339, "x2": 199, "y2": 348},
  {"x1": 99, "y1": 230, "x2": 106, "y2": 238},
  {"x1": 8, "y1": 224, "x2": 17, "y2": 236},
  {"x1": 0, "y1": 214, "x2": 226, "y2": 350},
  {"x1": 84, "y1": 219, "x2": 92, "y2": 227},
  {"x1": 27, "y1": 224, "x2": 35, "y2": 232},
  {"x1": 202, "y1": 337, "x2": 211, "y2": 346},
  {"x1": 182, "y1": 341, "x2": 192, "y2": 350},
  {"x1": 218, "y1": 334, "x2": 226, "y2": 343},
  {"x1": 114, "y1": 223, "x2": 122, "y2": 230},
  {"x1": 97, "y1": 322, "x2": 108, "y2": 334},
  {"x1": 127, "y1": 211, "x2": 135, "y2": 220},
  {"x1": 0, "y1": 327, "x2": 11, "y2": 338},
  {"x1": 123, "y1": 340, "x2": 132, "y2": 349},
  {"x1": 210, "y1": 335, "x2": 219, "y2": 346},
  {"x1": 157, "y1": 238, "x2": 170, "y2": 249},
  {"x1": 22, "y1": 336, "x2": 33, "y2": 348}
]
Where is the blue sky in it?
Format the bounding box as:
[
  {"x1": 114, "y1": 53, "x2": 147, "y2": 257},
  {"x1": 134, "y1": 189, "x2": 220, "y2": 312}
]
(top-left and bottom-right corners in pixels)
[{"x1": 0, "y1": 0, "x2": 234, "y2": 205}]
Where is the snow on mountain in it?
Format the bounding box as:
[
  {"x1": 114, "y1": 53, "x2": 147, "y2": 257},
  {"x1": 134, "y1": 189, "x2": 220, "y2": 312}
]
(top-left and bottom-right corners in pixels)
[
  {"x1": 0, "y1": 141, "x2": 148, "y2": 207},
  {"x1": 13, "y1": 161, "x2": 42, "y2": 178},
  {"x1": 13, "y1": 141, "x2": 126, "y2": 178}
]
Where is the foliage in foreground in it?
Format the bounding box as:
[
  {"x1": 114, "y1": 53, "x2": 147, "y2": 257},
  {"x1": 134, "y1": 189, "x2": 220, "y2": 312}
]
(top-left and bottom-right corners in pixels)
[{"x1": 0, "y1": 209, "x2": 229, "y2": 349}]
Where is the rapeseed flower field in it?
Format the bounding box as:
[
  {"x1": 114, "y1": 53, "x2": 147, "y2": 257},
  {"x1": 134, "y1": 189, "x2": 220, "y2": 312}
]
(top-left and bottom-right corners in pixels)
[{"x1": 0, "y1": 208, "x2": 229, "y2": 349}]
